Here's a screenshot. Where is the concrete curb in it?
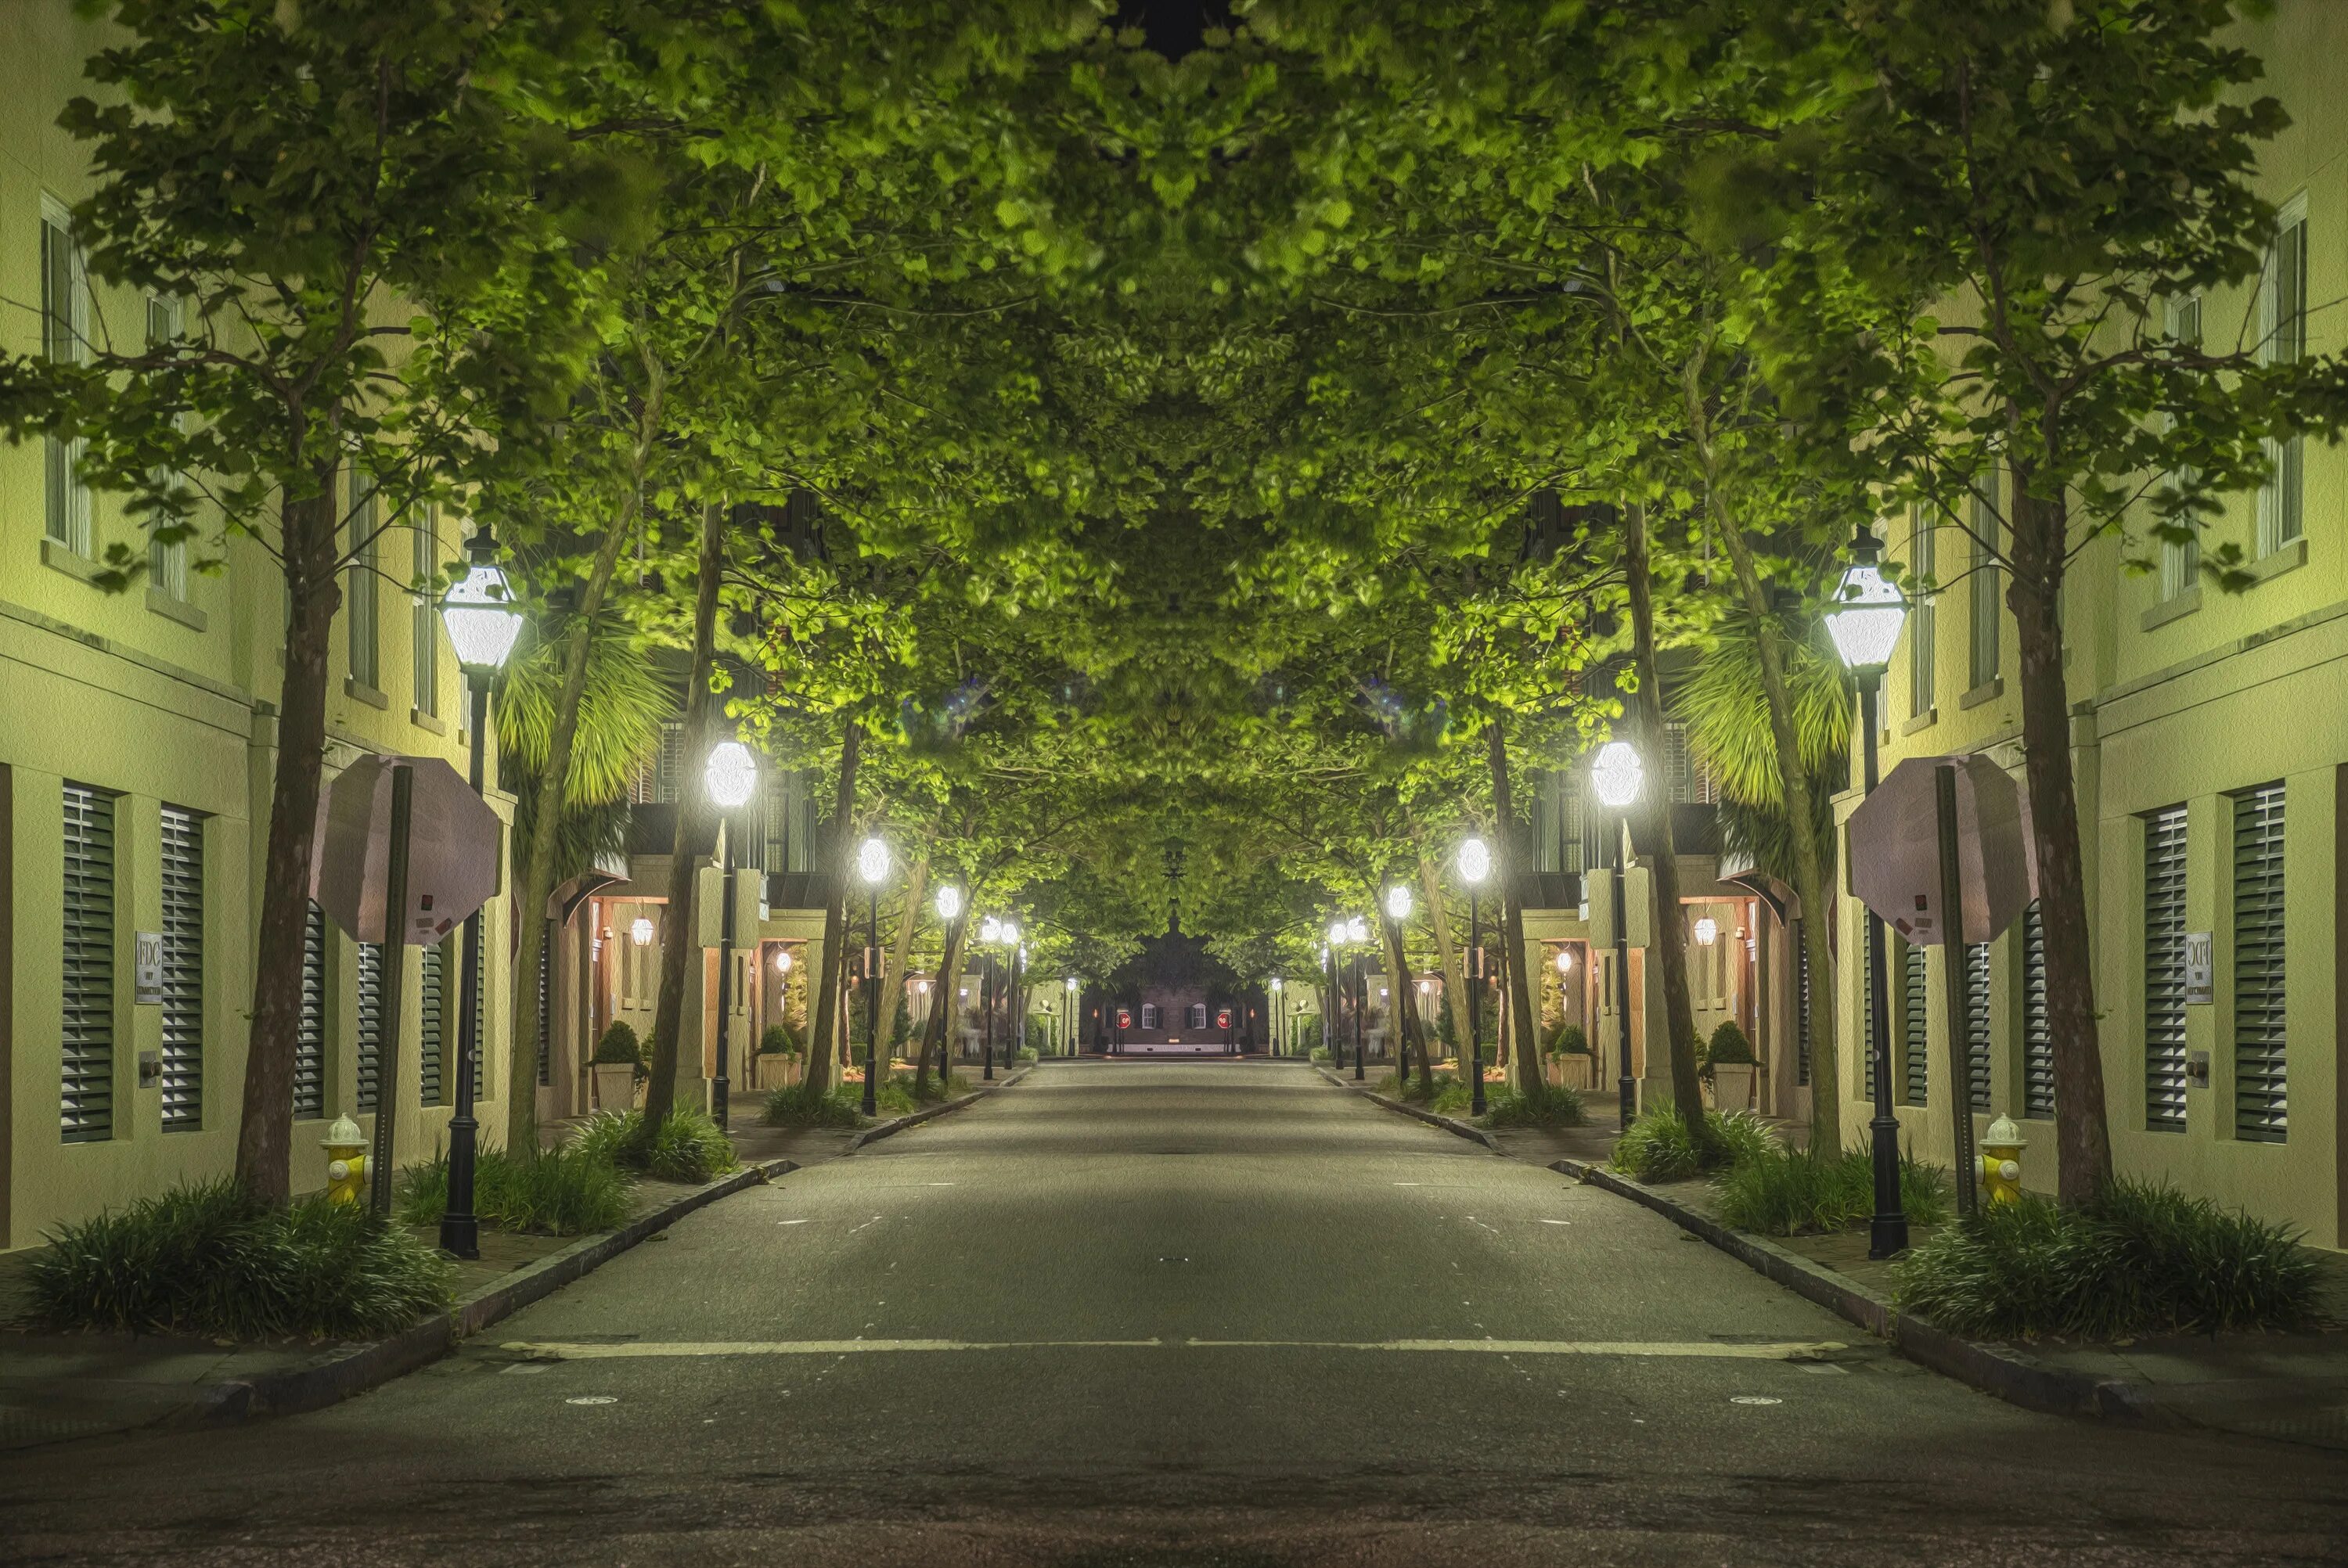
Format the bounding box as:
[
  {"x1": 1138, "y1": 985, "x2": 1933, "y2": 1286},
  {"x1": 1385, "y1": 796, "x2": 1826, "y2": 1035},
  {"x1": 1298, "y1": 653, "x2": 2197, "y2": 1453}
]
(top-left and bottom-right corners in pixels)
[
  {"x1": 1314, "y1": 1066, "x2": 1500, "y2": 1153},
  {"x1": 844, "y1": 1066, "x2": 1029, "y2": 1152},
  {"x1": 1547, "y1": 1156, "x2": 2158, "y2": 1422},
  {"x1": 192, "y1": 1155, "x2": 802, "y2": 1426}
]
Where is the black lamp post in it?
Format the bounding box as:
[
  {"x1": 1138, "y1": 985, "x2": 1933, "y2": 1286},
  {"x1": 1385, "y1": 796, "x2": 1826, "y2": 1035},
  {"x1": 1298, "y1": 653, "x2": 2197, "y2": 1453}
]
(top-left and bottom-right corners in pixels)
[
  {"x1": 435, "y1": 526, "x2": 523, "y2": 1260},
  {"x1": 1590, "y1": 740, "x2": 1644, "y2": 1128},
  {"x1": 1824, "y1": 523, "x2": 1913, "y2": 1260},
  {"x1": 1457, "y1": 836, "x2": 1491, "y2": 1116},
  {"x1": 856, "y1": 836, "x2": 890, "y2": 1117},
  {"x1": 706, "y1": 741, "x2": 757, "y2": 1131}
]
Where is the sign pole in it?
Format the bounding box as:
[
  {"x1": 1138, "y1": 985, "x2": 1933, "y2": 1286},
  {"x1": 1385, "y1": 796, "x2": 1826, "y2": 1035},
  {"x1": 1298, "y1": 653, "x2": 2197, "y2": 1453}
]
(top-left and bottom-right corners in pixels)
[
  {"x1": 369, "y1": 764, "x2": 413, "y2": 1219},
  {"x1": 1935, "y1": 764, "x2": 1981, "y2": 1218}
]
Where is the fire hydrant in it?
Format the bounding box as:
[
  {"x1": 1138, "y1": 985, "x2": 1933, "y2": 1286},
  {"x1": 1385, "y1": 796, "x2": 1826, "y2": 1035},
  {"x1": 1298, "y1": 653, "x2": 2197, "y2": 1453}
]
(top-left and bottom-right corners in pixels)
[
  {"x1": 322, "y1": 1113, "x2": 369, "y2": 1206},
  {"x1": 1979, "y1": 1113, "x2": 2026, "y2": 1206}
]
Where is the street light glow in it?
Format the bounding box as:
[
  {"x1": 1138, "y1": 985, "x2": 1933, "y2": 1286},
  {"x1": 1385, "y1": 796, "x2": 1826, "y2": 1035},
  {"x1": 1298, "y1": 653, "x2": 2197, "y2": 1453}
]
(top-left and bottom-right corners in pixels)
[
  {"x1": 935, "y1": 884, "x2": 963, "y2": 921},
  {"x1": 704, "y1": 741, "x2": 758, "y2": 809},
  {"x1": 1591, "y1": 740, "x2": 1644, "y2": 809},
  {"x1": 1694, "y1": 916, "x2": 1720, "y2": 946},
  {"x1": 1385, "y1": 884, "x2": 1413, "y2": 920},
  {"x1": 774, "y1": 947, "x2": 794, "y2": 974},
  {"x1": 1457, "y1": 836, "x2": 1490, "y2": 885},
  {"x1": 1554, "y1": 948, "x2": 1573, "y2": 975},
  {"x1": 438, "y1": 537, "x2": 524, "y2": 672},
  {"x1": 629, "y1": 917, "x2": 654, "y2": 947},
  {"x1": 1346, "y1": 915, "x2": 1368, "y2": 944},
  {"x1": 856, "y1": 836, "x2": 890, "y2": 886}
]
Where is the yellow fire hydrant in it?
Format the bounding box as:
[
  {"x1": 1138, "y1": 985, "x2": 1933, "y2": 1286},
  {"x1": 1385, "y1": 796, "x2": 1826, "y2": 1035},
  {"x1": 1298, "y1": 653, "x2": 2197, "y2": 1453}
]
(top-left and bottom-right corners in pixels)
[
  {"x1": 322, "y1": 1113, "x2": 369, "y2": 1206},
  {"x1": 1979, "y1": 1112, "x2": 2026, "y2": 1206}
]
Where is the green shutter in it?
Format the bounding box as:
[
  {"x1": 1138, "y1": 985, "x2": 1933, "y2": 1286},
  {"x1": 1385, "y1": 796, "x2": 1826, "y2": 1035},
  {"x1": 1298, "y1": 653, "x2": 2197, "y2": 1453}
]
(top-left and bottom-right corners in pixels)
[
  {"x1": 419, "y1": 941, "x2": 445, "y2": 1105},
  {"x1": 536, "y1": 937, "x2": 553, "y2": 1088},
  {"x1": 1794, "y1": 922, "x2": 1811, "y2": 1088},
  {"x1": 2021, "y1": 901, "x2": 2054, "y2": 1120},
  {"x1": 2144, "y1": 807, "x2": 2189, "y2": 1131},
  {"x1": 160, "y1": 805, "x2": 203, "y2": 1131},
  {"x1": 1902, "y1": 940, "x2": 1928, "y2": 1106},
  {"x1": 2232, "y1": 784, "x2": 2287, "y2": 1143},
  {"x1": 1964, "y1": 940, "x2": 1991, "y2": 1112},
  {"x1": 356, "y1": 941, "x2": 384, "y2": 1112},
  {"x1": 61, "y1": 782, "x2": 114, "y2": 1143},
  {"x1": 296, "y1": 901, "x2": 327, "y2": 1119}
]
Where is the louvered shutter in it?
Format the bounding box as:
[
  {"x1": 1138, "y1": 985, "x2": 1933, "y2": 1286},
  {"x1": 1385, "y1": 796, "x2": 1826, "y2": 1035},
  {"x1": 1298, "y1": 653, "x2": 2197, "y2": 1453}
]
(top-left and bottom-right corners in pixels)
[
  {"x1": 2144, "y1": 806, "x2": 2189, "y2": 1131},
  {"x1": 537, "y1": 937, "x2": 552, "y2": 1087},
  {"x1": 1902, "y1": 942, "x2": 1929, "y2": 1105},
  {"x1": 160, "y1": 805, "x2": 203, "y2": 1131},
  {"x1": 356, "y1": 941, "x2": 384, "y2": 1111},
  {"x1": 61, "y1": 782, "x2": 114, "y2": 1142},
  {"x1": 295, "y1": 901, "x2": 327, "y2": 1118},
  {"x1": 1964, "y1": 941, "x2": 1992, "y2": 1112},
  {"x1": 1861, "y1": 939, "x2": 1876, "y2": 1098},
  {"x1": 472, "y1": 937, "x2": 485, "y2": 1098},
  {"x1": 2021, "y1": 901, "x2": 2054, "y2": 1120},
  {"x1": 418, "y1": 941, "x2": 445, "y2": 1104},
  {"x1": 1794, "y1": 922, "x2": 1811, "y2": 1087},
  {"x1": 2232, "y1": 785, "x2": 2287, "y2": 1142}
]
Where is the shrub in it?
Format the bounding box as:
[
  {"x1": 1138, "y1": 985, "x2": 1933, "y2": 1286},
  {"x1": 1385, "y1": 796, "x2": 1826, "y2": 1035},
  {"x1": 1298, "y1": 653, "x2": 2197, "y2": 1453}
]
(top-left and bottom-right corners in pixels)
[
  {"x1": 592, "y1": 1021, "x2": 645, "y2": 1081},
  {"x1": 1712, "y1": 1145, "x2": 1950, "y2": 1236},
  {"x1": 1016, "y1": 1045, "x2": 1039, "y2": 1063},
  {"x1": 567, "y1": 1107, "x2": 737, "y2": 1181},
  {"x1": 397, "y1": 1142, "x2": 636, "y2": 1236},
  {"x1": 1705, "y1": 1021, "x2": 1755, "y2": 1064},
  {"x1": 1550, "y1": 1023, "x2": 1590, "y2": 1058},
  {"x1": 29, "y1": 1178, "x2": 455, "y2": 1341},
  {"x1": 1424, "y1": 1075, "x2": 1472, "y2": 1115},
  {"x1": 914, "y1": 1071, "x2": 972, "y2": 1102},
  {"x1": 761, "y1": 1078, "x2": 863, "y2": 1127},
  {"x1": 1309, "y1": 1046, "x2": 1331, "y2": 1064},
  {"x1": 758, "y1": 1023, "x2": 801, "y2": 1059},
  {"x1": 1894, "y1": 1180, "x2": 2321, "y2": 1340},
  {"x1": 1476, "y1": 1084, "x2": 1585, "y2": 1127},
  {"x1": 1612, "y1": 1106, "x2": 1779, "y2": 1181}
]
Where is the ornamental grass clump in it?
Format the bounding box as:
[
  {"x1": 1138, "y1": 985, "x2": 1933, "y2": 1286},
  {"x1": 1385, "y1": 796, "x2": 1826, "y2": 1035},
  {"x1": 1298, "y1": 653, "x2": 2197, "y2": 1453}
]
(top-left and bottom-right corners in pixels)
[
  {"x1": 1477, "y1": 1084, "x2": 1585, "y2": 1127},
  {"x1": 397, "y1": 1142, "x2": 635, "y2": 1236},
  {"x1": 30, "y1": 1178, "x2": 454, "y2": 1341},
  {"x1": 760, "y1": 1079, "x2": 862, "y2": 1127},
  {"x1": 1611, "y1": 1107, "x2": 1777, "y2": 1181},
  {"x1": 1711, "y1": 1145, "x2": 1950, "y2": 1236},
  {"x1": 568, "y1": 1107, "x2": 737, "y2": 1181},
  {"x1": 1894, "y1": 1179, "x2": 2321, "y2": 1340}
]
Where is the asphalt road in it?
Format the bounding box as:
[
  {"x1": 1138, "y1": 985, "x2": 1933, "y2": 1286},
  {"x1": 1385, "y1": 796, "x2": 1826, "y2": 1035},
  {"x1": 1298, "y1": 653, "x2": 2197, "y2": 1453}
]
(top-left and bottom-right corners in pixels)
[{"x1": 4, "y1": 1061, "x2": 2343, "y2": 1566}]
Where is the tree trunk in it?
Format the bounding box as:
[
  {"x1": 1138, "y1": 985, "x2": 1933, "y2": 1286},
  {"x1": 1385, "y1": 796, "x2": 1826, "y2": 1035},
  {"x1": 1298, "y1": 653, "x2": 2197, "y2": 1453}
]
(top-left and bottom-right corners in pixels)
[
  {"x1": 1414, "y1": 847, "x2": 1471, "y2": 1065},
  {"x1": 803, "y1": 719, "x2": 861, "y2": 1100},
  {"x1": 503, "y1": 370, "x2": 665, "y2": 1153},
  {"x1": 1485, "y1": 711, "x2": 1545, "y2": 1101},
  {"x1": 1704, "y1": 509, "x2": 1842, "y2": 1156},
  {"x1": 2008, "y1": 475, "x2": 2113, "y2": 1204},
  {"x1": 639, "y1": 500, "x2": 726, "y2": 1130},
  {"x1": 234, "y1": 480, "x2": 341, "y2": 1204},
  {"x1": 874, "y1": 850, "x2": 931, "y2": 1077},
  {"x1": 1378, "y1": 905, "x2": 1433, "y2": 1081},
  {"x1": 917, "y1": 905, "x2": 969, "y2": 1088},
  {"x1": 1622, "y1": 503, "x2": 1709, "y2": 1143}
]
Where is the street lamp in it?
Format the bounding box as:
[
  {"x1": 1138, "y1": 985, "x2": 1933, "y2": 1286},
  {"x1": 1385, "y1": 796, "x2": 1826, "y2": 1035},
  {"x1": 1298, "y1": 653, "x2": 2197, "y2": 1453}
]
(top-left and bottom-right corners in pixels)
[
  {"x1": 1382, "y1": 885, "x2": 1416, "y2": 1082},
  {"x1": 1328, "y1": 915, "x2": 1370, "y2": 1081},
  {"x1": 1457, "y1": 835, "x2": 1491, "y2": 1115},
  {"x1": 774, "y1": 947, "x2": 793, "y2": 975},
  {"x1": 630, "y1": 917, "x2": 655, "y2": 948},
  {"x1": 857, "y1": 836, "x2": 890, "y2": 1116},
  {"x1": 1269, "y1": 974, "x2": 1284, "y2": 1056},
  {"x1": 433, "y1": 526, "x2": 521, "y2": 1260},
  {"x1": 1065, "y1": 975, "x2": 1079, "y2": 1056},
  {"x1": 1590, "y1": 739, "x2": 1643, "y2": 1131},
  {"x1": 1693, "y1": 916, "x2": 1720, "y2": 947},
  {"x1": 705, "y1": 740, "x2": 758, "y2": 1132},
  {"x1": 1826, "y1": 522, "x2": 1912, "y2": 1260}
]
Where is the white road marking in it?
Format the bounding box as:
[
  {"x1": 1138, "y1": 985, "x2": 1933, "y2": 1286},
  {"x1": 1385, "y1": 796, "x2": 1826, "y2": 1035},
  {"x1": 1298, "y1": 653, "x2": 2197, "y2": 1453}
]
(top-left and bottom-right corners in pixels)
[
  {"x1": 776, "y1": 1219, "x2": 811, "y2": 1226},
  {"x1": 847, "y1": 1215, "x2": 884, "y2": 1234},
  {"x1": 1539, "y1": 1219, "x2": 1572, "y2": 1226},
  {"x1": 1730, "y1": 1395, "x2": 1784, "y2": 1405},
  {"x1": 565, "y1": 1395, "x2": 618, "y2": 1405},
  {"x1": 504, "y1": 1337, "x2": 1846, "y2": 1363}
]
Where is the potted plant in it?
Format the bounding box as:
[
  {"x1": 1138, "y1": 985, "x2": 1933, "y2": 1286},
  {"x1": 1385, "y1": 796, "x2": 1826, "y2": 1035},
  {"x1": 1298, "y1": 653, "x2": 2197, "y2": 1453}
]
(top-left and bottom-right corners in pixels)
[
  {"x1": 1703, "y1": 1020, "x2": 1758, "y2": 1110},
  {"x1": 756, "y1": 1022, "x2": 802, "y2": 1090},
  {"x1": 1549, "y1": 1023, "x2": 1596, "y2": 1091},
  {"x1": 591, "y1": 1021, "x2": 643, "y2": 1110}
]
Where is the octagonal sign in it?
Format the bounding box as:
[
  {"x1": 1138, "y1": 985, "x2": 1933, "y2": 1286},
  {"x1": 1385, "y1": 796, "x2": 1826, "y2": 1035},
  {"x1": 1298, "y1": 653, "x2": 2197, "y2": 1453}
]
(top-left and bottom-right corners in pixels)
[
  {"x1": 311, "y1": 754, "x2": 502, "y2": 946},
  {"x1": 1847, "y1": 755, "x2": 2036, "y2": 946}
]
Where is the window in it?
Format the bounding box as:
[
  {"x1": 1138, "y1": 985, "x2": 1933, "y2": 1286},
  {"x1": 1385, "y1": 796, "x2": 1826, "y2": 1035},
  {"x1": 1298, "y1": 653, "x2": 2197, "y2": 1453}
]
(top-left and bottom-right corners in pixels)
[
  {"x1": 1188, "y1": 1002, "x2": 1208, "y2": 1030},
  {"x1": 1660, "y1": 721, "x2": 1718, "y2": 805},
  {"x1": 62, "y1": 782, "x2": 116, "y2": 1142},
  {"x1": 411, "y1": 504, "x2": 439, "y2": 717},
  {"x1": 2144, "y1": 806, "x2": 2189, "y2": 1131},
  {"x1": 41, "y1": 197, "x2": 90, "y2": 556},
  {"x1": 297, "y1": 901, "x2": 327, "y2": 1119},
  {"x1": 637, "y1": 719, "x2": 687, "y2": 804},
  {"x1": 2161, "y1": 295, "x2": 2203, "y2": 602},
  {"x1": 146, "y1": 296, "x2": 190, "y2": 602},
  {"x1": 356, "y1": 940, "x2": 384, "y2": 1112},
  {"x1": 1963, "y1": 940, "x2": 1991, "y2": 1113},
  {"x1": 1140, "y1": 1003, "x2": 1160, "y2": 1030},
  {"x1": 160, "y1": 805, "x2": 204, "y2": 1131},
  {"x1": 2232, "y1": 783, "x2": 2287, "y2": 1142},
  {"x1": 347, "y1": 472, "x2": 380, "y2": 691},
  {"x1": 1908, "y1": 505, "x2": 1936, "y2": 717},
  {"x1": 2258, "y1": 202, "x2": 2307, "y2": 557},
  {"x1": 420, "y1": 940, "x2": 448, "y2": 1104},
  {"x1": 1901, "y1": 940, "x2": 1929, "y2": 1106},
  {"x1": 2020, "y1": 901, "x2": 2054, "y2": 1120},
  {"x1": 1531, "y1": 770, "x2": 1586, "y2": 874},
  {"x1": 1969, "y1": 463, "x2": 2000, "y2": 688}
]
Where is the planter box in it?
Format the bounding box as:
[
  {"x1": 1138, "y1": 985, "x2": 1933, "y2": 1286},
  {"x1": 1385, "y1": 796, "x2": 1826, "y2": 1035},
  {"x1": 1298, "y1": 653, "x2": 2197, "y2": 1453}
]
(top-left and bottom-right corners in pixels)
[
  {"x1": 1711, "y1": 1062, "x2": 1756, "y2": 1112},
  {"x1": 1557, "y1": 1055, "x2": 1597, "y2": 1092},
  {"x1": 592, "y1": 1063, "x2": 639, "y2": 1113}
]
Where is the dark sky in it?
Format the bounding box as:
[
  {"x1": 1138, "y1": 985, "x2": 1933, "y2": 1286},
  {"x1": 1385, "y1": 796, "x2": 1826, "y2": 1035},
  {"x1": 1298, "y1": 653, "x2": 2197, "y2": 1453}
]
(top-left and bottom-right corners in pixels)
[{"x1": 1127, "y1": 0, "x2": 1223, "y2": 56}]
